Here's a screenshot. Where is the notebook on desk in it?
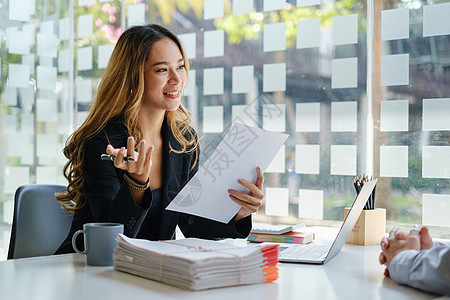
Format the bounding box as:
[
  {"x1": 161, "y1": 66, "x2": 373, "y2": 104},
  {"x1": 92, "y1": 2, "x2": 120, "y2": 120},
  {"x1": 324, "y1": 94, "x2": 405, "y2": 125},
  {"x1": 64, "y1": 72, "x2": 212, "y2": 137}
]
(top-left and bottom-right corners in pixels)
[{"x1": 276, "y1": 179, "x2": 377, "y2": 264}]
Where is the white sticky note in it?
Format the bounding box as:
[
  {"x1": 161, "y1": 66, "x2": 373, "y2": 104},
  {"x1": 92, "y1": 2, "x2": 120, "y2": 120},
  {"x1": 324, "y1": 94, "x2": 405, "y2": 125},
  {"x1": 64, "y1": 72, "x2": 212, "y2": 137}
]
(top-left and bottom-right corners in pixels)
[
  {"x1": 422, "y1": 194, "x2": 450, "y2": 227},
  {"x1": 380, "y1": 100, "x2": 409, "y2": 132},
  {"x1": 263, "y1": 63, "x2": 286, "y2": 92},
  {"x1": 203, "y1": 106, "x2": 224, "y2": 133},
  {"x1": 128, "y1": 3, "x2": 145, "y2": 27},
  {"x1": 23, "y1": 23, "x2": 36, "y2": 45},
  {"x1": 37, "y1": 134, "x2": 58, "y2": 158},
  {"x1": 204, "y1": 0, "x2": 224, "y2": 19},
  {"x1": 39, "y1": 56, "x2": 53, "y2": 67},
  {"x1": 9, "y1": 31, "x2": 30, "y2": 55},
  {"x1": 21, "y1": 112, "x2": 34, "y2": 134},
  {"x1": 265, "y1": 187, "x2": 289, "y2": 217},
  {"x1": 381, "y1": 54, "x2": 409, "y2": 86},
  {"x1": 381, "y1": 8, "x2": 409, "y2": 41},
  {"x1": 231, "y1": 104, "x2": 258, "y2": 127},
  {"x1": 178, "y1": 33, "x2": 196, "y2": 59},
  {"x1": 423, "y1": 3, "x2": 450, "y2": 37},
  {"x1": 98, "y1": 44, "x2": 114, "y2": 69},
  {"x1": 331, "y1": 101, "x2": 357, "y2": 132},
  {"x1": 37, "y1": 98, "x2": 57, "y2": 122},
  {"x1": 9, "y1": 0, "x2": 33, "y2": 22},
  {"x1": 5, "y1": 115, "x2": 17, "y2": 134},
  {"x1": 232, "y1": 65, "x2": 254, "y2": 94},
  {"x1": 296, "y1": 102, "x2": 320, "y2": 132},
  {"x1": 4, "y1": 167, "x2": 30, "y2": 194},
  {"x1": 298, "y1": 189, "x2": 323, "y2": 219},
  {"x1": 78, "y1": 0, "x2": 93, "y2": 6},
  {"x1": 5, "y1": 87, "x2": 18, "y2": 106},
  {"x1": 20, "y1": 87, "x2": 34, "y2": 110},
  {"x1": 380, "y1": 146, "x2": 408, "y2": 178},
  {"x1": 263, "y1": 104, "x2": 286, "y2": 132},
  {"x1": 423, "y1": 146, "x2": 450, "y2": 178},
  {"x1": 37, "y1": 33, "x2": 57, "y2": 58},
  {"x1": 22, "y1": 54, "x2": 35, "y2": 75},
  {"x1": 297, "y1": 19, "x2": 320, "y2": 49},
  {"x1": 77, "y1": 79, "x2": 93, "y2": 103},
  {"x1": 8, "y1": 64, "x2": 30, "y2": 88},
  {"x1": 184, "y1": 70, "x2": 196, "y2": 97},
  {"x1": 332, "y1": 57, "x2": 358, "y2": 89},
  {"x1": 37, "y1": 66, "x2": 57, "y2": 90},
  {"x1": 233, "y1": 0, "x2": 253, "y2": 15},
  {"x1": 6, "y1": 135, "x2": 32, "y2": 158},
  {"x1": 264, "y1": 23, "x2": 286, "y2": 52},
  {"x1": 36, "y1": 167, "x2": 57, "y2": 184},
  {"x1": 297, "y1": 0, "x2": 320, "y2": 7},
  {"x1": 330, "y1": 145, "x2": 357, "y2": 176},
  {"x1": 59, "y1": 18, "x2": 70, "y2": 41},
  {"x1": 423, "y1": 98, "x2": 450, "y2": 131},
  {"x1": 77, "y1": 46, "x2": 93, "y2": 71},
  {"x1": 333, "y1": 14, "x2": 358, "y2": 45},
  {"x1": 204, "y1": 30, "x2": 224, "y2": 58},
  {"x1": 264, "y1": 0, "x2": 285, "y2": 12},
  {"x1": 295, "y1": 144, "x2": 320, "y2": 174},
  {"x1": 40, "y1": 20, "x2": 54, "y2": 35},
  {"x1": 58, "y1": 112, "x2": 71, "y2": 135},
  {"x1": 203, "y1": 68, "x2": 224, "y2": 95},
  {"x1": 58, "y1": 49, "x2": 70, "y2": 72},
  {"x1": 78, "y1": 14, "x2": 93, "y2": 38},
  {"x1": 265, "y1": 145, "x2": 285, "y2": 173}
]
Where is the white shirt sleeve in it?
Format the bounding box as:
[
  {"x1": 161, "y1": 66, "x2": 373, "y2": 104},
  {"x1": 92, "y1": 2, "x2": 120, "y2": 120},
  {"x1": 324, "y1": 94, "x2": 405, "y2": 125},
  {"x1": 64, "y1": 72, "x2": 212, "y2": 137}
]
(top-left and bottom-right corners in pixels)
[{"x1": 389, "y1": 241, "x2": 450, "y2": 296}]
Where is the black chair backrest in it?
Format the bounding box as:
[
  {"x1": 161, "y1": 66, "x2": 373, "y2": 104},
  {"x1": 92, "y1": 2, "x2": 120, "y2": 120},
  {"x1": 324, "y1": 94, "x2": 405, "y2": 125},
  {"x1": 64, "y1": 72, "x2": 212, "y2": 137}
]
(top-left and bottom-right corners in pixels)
[{"x1": 8, "y1": 185, "x2": 73, "y2": 259}]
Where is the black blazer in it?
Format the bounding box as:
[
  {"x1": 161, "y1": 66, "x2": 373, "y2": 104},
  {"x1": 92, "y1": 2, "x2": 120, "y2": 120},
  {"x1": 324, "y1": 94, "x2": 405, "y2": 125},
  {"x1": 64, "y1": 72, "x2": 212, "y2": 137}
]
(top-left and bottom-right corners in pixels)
[{"x1": 56, "y1": 117, "x2": 251, "y2": 254}]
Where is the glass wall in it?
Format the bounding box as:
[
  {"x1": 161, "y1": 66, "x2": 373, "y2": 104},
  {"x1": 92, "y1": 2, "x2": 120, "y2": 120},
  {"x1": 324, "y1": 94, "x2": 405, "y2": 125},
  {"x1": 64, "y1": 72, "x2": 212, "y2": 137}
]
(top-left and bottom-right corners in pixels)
[{"x1": 1, "y1": 0, "x2": 449, "y2": 238}]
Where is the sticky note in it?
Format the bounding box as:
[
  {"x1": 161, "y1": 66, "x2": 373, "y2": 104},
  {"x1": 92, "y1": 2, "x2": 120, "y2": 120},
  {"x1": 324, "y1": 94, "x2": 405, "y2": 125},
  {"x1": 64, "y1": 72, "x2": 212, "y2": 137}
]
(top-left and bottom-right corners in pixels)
[
  {"x1": 77, "y1": 79, "x2": 93, "y2": 103},
  {"x1": 36, "y1": 167, "x2": 57, "y2": 184},
  {"x1": 380, "y1": 100, "x2": 409, "y2": 132},
  {"x1": 58, "y1": 112, "x2": 71, "y2": 135},
  {"x1": 4, "y1": 167, "x2": 30, "y2": 194},
  {"x1": 231, "y1": 104, "x2": 258, "y2": 127},
  {"x1": 21, "y1": 112, "x2": 34, "y2": 134},
  {"x1": 98, "y1": 44, "x2": 114, "y2": 69},
  {"x1": 204, "y1": 30, "x2": 224, "y2": 57},
  {"x1": 380, "y1": 146, "x2": 408, "y2": 177},
  {"x1": 5, "y1": 115, "x2": 17, "y2": 134},
  {"x1": 333, "y1": 14, "x2": 358, "y2": 45},
  {"x1": 422, "y1": 98, "x2": 450, "y2": 131},
  {"x1": 381, "y1": 54, "x2": 409, "y2": 86},
  {"x1": 40, "y1": 20, "x2": 54, "y2": 35},
  {"x1": 263, "y1": 104, "x2": 286, "y2": 132},
  {"x1": 330, "y1": 145, "x2": 357, "y2": 176},
  {"x1": 232, "y1": 65, "x2": 254, "y2": 94},
  {"x1": 422, "y1": 146, "x2": 450, "y2": 178},
  {"x1": 22, "y1": 54, "x2": 35, "y2": 75},
  {"x1": 264, "y1": 23, "x2": 286, "y2": 52},
  {"x1": 233, "y1": 0, "x2": 253, "y2": 15},
  {"x1": 331, "y1": 101, "x2": 357, "y2": 132},
  {"x1": 264, "y1": 0, "x2": 285, "y2": 12},
  {"x1": 265, "y1": 187, "x2": 289, "y2": 216},
  {"x1": 203, "y1": 68, "x2": 224, "y2": 95},
  {"x1": 39, "y1": 56, "x2": 53, "y2": 67},
  {"x1": 298, "y1": 189, "x2": 323, "y2": 220},
  {"x1": 297, "y1": 0, "x2": 320, "y2": 7},
  {"x1": 37, "y1": 134, "x2": 58, "y2": 158},
  {"x1": 37, "y1": 66, "x2": 57, "y2": 90},
  {"x1": 265, "y1": 145, "x2": 285, "y2": 173},
  {"x1": 204, "y1": 0, "x2": 224, "y2": 19},
  {"x1": 8, "y1": 64, "x2": 30, "y2": 88},
  {"x1": 5, "y1": 87, "x2": 18, "y2": 106},
  {"x1": 202, "y1": 106, "x2": 224, "y2": 133},
  {"x1": 296, "y1": 144, "x2": 320, "y2": 174},
  {"x1": 77, "y1": 46, "x2": 93, "y2": 71},
  {"x1": 296, "y1": 102, "x2": 320, "y2": 132},
  {"x1": 9, "y1": 0, "x2": 33, "y2": 22},
  {"x1": 37, "y1": 33, "x2": 57, "y2": 58},
  {"x1": 78, "y1": 14, "x2": 93, "y2": 38},
  {"x1": 128, "y1": 3, "x2": 145, "y2": 27},
  {"x1": 178, "y1": 33, "x2": 196, "y2": 59},
  {"x1": 422, "y1": 194, "x2": 450, "y2": 227},
  {"x1": 36, "y1": 98, "x2": 57, "y2": 122},
  {"x1": 423, "y1": 3, "x2": 450, "y2": 37},
  {"x1": 59, "y1": 18, "x2": 70, "y2": 41},
  {"x1": 332, "y1": 57, "x2": 358, "y2": 89},
  {"x1": 297, "y1": 19, "x2": 320, "y2": 49},
  {"x1": 381, "y1": 8, "x2": 409, "y2": 41},
  {"x1": 184, "y1": 70, "x2": 196, "y2": 97},
  {"x1": 263, "y1": 63, "x2": 286, "y2": 92},
  {"x1": 78, "y1": 0, "x2": 93, "y2": 6},
  {"x1": 58, "y1": 49, "x2": 70, "y2": 72},
  {"x1": 9, "y1": 31, "x2": 30, "y2": 55}
]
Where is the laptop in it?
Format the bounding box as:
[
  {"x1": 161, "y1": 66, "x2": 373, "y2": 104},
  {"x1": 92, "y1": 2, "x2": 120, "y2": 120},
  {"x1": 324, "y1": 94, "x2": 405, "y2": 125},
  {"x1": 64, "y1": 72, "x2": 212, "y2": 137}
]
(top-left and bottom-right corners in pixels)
[{"x1": 276, "y1": 179, "x2": 377, "y2": 264}]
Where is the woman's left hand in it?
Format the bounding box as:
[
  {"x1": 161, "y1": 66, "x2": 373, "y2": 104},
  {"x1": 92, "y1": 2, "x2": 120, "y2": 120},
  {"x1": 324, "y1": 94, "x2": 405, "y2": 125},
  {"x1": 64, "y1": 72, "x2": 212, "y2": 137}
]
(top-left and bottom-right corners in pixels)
[{"x1": 228, "y1": 167, "x2": 264, "y2": 222}]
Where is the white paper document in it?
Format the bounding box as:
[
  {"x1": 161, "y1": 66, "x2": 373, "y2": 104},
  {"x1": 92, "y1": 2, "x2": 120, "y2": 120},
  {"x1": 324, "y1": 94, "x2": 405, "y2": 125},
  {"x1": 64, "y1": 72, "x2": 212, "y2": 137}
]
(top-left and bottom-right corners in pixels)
[{"x1": 166, "y1": 122, "x2": 288, "y2": 223}]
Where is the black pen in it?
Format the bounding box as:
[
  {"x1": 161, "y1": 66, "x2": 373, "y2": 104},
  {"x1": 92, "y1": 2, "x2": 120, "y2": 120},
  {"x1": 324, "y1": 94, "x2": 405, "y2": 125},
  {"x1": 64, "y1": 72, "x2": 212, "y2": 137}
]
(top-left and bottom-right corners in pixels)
[{"x1": 101, "y1": 154, "x2": 135, "y2": 162}]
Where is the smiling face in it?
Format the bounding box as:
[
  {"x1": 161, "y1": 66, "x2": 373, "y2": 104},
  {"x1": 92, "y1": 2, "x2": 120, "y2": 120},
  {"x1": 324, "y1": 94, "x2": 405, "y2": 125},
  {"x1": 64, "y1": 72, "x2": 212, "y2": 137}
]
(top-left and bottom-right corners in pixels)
[{"x1": 142, "y1": 37, "x2": 187, "y2": 112}]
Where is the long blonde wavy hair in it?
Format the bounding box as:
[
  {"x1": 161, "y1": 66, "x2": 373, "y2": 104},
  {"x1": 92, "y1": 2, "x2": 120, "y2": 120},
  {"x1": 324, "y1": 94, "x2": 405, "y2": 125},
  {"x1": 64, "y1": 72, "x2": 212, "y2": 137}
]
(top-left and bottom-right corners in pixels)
[{"x1": 56, "y1": 24, "x2": 198, "y2": 211}]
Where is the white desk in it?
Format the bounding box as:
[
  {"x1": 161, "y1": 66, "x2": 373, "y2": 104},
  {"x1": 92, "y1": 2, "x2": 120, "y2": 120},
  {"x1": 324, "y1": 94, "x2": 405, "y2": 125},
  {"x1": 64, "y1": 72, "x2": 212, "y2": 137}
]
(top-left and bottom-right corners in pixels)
[{"x1": 0, "y1": 244, "x2": 439, "y2": 300}]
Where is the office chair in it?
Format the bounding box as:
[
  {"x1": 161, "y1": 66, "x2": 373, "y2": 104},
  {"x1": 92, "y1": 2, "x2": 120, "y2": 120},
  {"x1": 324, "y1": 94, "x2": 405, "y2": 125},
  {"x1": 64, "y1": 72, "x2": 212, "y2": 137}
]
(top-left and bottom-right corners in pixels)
[{"x1": 7, "y1": 184, "x2": 73, "y2": 259}]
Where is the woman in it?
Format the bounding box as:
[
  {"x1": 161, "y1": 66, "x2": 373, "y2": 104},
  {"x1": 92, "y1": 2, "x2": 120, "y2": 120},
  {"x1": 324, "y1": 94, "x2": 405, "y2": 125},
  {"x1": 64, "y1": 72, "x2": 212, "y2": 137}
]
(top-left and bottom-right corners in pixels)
[{"x1": 55, "y1": 24, "x2": 264, "y2": 254}]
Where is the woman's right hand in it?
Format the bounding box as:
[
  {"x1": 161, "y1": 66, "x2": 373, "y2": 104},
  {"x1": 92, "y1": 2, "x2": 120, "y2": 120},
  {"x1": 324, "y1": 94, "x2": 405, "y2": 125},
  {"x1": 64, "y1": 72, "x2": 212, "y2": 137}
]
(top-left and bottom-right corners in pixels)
[{"x1": 106, "y1": 136, "x2": 154, "y2": 183}]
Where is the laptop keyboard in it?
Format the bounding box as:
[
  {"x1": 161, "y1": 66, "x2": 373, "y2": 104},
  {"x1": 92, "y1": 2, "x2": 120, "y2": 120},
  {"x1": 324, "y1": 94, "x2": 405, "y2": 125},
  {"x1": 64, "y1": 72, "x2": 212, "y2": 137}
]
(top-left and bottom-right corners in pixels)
[{"x1": 281, "y1": 244, "x2": 330, "y2": 260}]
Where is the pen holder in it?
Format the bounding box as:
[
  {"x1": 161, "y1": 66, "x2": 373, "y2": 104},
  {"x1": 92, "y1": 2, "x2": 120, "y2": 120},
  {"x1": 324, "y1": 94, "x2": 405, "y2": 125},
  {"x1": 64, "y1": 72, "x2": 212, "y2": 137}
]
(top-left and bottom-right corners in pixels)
[{"x1": 344, "y1": 208, "x2": 386, "y2": 246}]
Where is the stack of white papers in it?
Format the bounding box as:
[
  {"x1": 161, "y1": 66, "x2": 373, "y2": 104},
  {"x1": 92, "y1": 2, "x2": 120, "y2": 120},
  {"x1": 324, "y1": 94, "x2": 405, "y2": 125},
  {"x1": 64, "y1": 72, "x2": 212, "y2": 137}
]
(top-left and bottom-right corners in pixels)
[{"x1": 113, "y1": 234, "x2": 279, "y2": 290}]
